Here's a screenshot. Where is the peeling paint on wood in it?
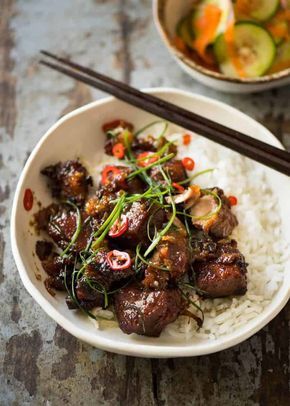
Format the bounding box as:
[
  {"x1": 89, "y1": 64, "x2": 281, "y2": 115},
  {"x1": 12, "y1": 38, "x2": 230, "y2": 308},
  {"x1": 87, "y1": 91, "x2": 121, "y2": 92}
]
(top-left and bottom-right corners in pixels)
[
  {"x1": 3, "y1": 330, "x2": 43, "y2": 396},
  {"x1": 51, "y1": 325, "x2": 80, "y2": 380},
  {"x1": 0, "y1": 232, "x2": 5, "y2": 285},
  {"x1": 0, "y1": 0, "x2": 289, "y2": 405},
  {"x1": 0, "y1": 0, "x2": 17, "y2": 138}
]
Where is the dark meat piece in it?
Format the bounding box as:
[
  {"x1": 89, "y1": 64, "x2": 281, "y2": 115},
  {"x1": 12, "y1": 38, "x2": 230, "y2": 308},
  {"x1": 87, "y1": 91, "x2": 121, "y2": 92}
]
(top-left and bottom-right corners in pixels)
[
  {"x1": 103, "y1": 119, "x2": 134, "y2": 133},
  {"x1": 194, "y1": 239, "x2": 247, "y2": 298},
  {"x1": 84, "y1": 247, "x2": 135, "y2": 290},
  {"x1": 143, "y1": 227, "x2": 190, "y2": 289},
  {"x1": 65, "y1": 295, "x2": 104, "y2": 310},
  {"x1": 75, "y1": 277, "x2": 104, "y2": 307},
  {"x1": 191, "y1": 230, "x2": 218, "y2": 262},
  {"x1": 41, "y1": 254, "x2": 74, "y2": 292},
  {"x1": 74, "y1": 247, "x2": 134, "y2": 309},
  {"x1": 41, "y1": 254, "x2": 73, "y2": 277},
  {"x1": 45, "y1": 277, "x2": 64, "y2": 293},
  {"x1": 85, "y1": 189, "x2": 116, "y2": 218},
  {"x1": 150, "y1": 159, "x2": 187, "y2": 185},
  {"x1": 104, "y1": 120, "x2": 134, "y2": 156},
  {"x1": 131, "y1": 135, "x2": 156, "y2": 153},
  {"x1": 34, "y1": 203, "x2": 59, "y2": 231},
  {"x1": 46, "y1": 204, "x2": 93, "y2": 252},
  {"x1": 102, "y1": 165, "x2": 145, "y2": 194},
  {"x1": 41, "y1": 160, "x2": 92, "y2": 205},
  {"x1": 35, "y1": 240, "x2": 53, "y2": 261},
  {"x1": 190, "y1": 188, "x2": 238, "y2": 238},
  {"x1": 131, "y1": 135, "x2": 177, "y2": 155},
  {"x1": 114, "y1": 283, "x2": 186, "y2": 337},
  {"x1": 116, "y1": 200, "x2": 166, "y2": 248}
]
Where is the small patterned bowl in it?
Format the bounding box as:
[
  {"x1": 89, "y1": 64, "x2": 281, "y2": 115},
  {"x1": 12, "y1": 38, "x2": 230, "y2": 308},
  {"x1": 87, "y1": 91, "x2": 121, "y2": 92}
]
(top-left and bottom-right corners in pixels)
[{"x1": 153, "y1": 0, "x2": 290, "y2": 93}]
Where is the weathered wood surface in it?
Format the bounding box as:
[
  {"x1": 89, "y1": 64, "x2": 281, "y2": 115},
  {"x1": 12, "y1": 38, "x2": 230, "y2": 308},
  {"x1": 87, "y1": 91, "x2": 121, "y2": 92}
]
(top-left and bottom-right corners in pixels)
[{"x1": 0, "y1": 1, "x2": 289, "y2": 405}]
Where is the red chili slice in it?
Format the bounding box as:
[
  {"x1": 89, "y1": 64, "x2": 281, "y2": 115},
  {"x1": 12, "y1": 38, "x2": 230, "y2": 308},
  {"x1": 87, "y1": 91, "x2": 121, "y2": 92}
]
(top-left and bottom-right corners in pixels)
[
  {"x1": 172, "y1": 182, "x2": 185, "y2": 193},
  {"x1": 228, "y1": 195, "x2": 238, "y2": 206},
  {"x1": 112, "y1": 143, "x2": 125, "y2": 159},
  {"x1": 183, "y1": 134, "x2": 191, "y2": 146},
  {"x1": 182, "y1": 157, "x2": 195, "y2": 171},
  {"x1": 23, "y1": 188, "x2": 33, "y2": 211},
  {"x1": 136, "y1": 151, "x2": 158, "y2": 167},
  {"x1": 102, "y1": 119, "x2": 134, "y2": 133},
  {"x1": 106, "y1": 250, "x2": 131, "y2": 270},
  {"x1": 101, "y1": 165, "x2": 121, "y2": 186},
  {"x1": 108, "y1": 214, "x2": 128, "y2": 238}
]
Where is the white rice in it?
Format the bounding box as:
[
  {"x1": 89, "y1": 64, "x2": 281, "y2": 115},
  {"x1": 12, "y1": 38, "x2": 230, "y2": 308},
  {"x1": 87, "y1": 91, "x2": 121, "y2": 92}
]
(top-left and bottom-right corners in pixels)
[{"x1": 164, "y1": 130, "x2": 289, "y2": 340}]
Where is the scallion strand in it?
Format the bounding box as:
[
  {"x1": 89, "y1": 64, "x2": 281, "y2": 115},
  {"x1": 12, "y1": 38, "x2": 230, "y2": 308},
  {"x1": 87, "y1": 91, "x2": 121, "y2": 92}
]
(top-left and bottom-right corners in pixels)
[{"x1": 61, "y1": 201, "x2": 82, "y2": 258}]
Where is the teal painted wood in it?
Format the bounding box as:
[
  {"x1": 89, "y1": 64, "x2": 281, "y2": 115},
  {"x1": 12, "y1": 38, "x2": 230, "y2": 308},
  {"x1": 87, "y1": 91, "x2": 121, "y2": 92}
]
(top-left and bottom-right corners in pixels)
[{"x1": 0, "y1": 1, "x2": 289, "y2": 405}]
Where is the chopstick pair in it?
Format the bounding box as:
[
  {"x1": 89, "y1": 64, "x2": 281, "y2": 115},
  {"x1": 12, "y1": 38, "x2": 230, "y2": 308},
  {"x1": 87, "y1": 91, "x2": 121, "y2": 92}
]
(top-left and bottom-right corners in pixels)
[{"x1": 39, "y1": 51, "x2": 290, "y2": 176}]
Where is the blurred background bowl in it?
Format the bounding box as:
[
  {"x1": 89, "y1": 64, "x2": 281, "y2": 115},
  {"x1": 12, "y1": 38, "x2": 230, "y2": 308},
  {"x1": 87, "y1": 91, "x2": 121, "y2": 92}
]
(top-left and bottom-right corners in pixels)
[{"x1": 153, "y1": 0, "x2": 290, "y2": 93}]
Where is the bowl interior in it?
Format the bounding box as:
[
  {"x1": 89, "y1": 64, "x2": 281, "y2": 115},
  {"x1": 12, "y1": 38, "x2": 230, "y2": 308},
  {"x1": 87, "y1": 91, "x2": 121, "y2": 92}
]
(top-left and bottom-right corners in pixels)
[
  {"x1": 11, "y1": 89, "x2": 290, "y2": 357},
  {"x1": 154, "y1": 0, "x2": 290, "y2": 84}
]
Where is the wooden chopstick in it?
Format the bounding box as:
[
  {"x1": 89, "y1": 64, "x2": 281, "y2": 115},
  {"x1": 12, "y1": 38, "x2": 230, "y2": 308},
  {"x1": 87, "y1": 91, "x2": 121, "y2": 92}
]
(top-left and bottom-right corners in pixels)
[
  {"x1": 40, "y1": 51, "x2": 289, "y2": 163},
  {"x1": 39, "y1": 52, "x2": 290, "y2": 176}
]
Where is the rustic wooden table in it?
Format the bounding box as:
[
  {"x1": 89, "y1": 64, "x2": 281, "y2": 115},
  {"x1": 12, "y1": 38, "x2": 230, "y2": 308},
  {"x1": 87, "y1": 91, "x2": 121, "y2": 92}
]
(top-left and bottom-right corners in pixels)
[{"x1": 1, "y1": 1, "x2": 289, "y2": 405}]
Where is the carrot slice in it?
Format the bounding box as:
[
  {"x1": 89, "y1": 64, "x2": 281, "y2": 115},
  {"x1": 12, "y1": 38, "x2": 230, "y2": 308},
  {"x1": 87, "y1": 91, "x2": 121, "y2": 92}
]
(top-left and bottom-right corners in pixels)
[{"x1": 193, "y1": 4, "x2": 222, "y2": 64}]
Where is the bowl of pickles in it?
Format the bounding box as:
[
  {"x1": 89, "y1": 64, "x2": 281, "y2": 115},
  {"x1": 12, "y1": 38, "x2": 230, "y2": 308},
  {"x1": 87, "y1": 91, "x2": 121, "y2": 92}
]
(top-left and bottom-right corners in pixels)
[{"x1": 153, "y1": 0, "x2": 290, "y2": 93}]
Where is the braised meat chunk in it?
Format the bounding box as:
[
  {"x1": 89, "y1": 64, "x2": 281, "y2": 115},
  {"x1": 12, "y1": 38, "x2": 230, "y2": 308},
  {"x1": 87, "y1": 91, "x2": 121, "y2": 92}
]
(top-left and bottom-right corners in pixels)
[
  {"x1": 36, "y1": 252, "x2": 74, "y2": 293},
  {"x1": 150, "y1": 160, "x2": 187, "y2": 185},
  {"x1": 193, "y1": 239, "x2": 247, "y2": 297},
  {"x1": 143, "y1": 227, "x2": 190, "y2": 289},
  {"x1": 103, "y1": 119, "x2": 134, "y2": 156},
  {"x1": 84, "y1": 247, "x2": 135, "y2": 290},
  {"x1": 114, "y1": 283, "x2": 186, "y2": 337},
  {"x1": 41, "y1": 160, "x2": 92, "y2": 205},
  {"x1": 116, "y1": 200, "x2": 166, "y2": 248},
  {"x1": 191, "y1": 230, "x2": 218, "y2": 262},
  {"x1": 190, "y1": 188, "x2": 238, "y2": 238},
  {"x1": 46, "y1": 204, "x2": 93, "y2": 252},
  {"x1": 35, "y1": 240, "x2": 53, "y2": 261},
  {"x1": 101, "y1": 165, "x2": 145, "y2": 194}
]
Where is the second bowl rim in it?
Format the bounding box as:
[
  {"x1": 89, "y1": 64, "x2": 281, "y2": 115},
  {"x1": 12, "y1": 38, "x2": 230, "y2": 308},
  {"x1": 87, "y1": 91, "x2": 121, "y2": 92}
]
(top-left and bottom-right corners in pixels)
[{"x1": 153, "y1": 0, "x2": 290, "y2": 85}]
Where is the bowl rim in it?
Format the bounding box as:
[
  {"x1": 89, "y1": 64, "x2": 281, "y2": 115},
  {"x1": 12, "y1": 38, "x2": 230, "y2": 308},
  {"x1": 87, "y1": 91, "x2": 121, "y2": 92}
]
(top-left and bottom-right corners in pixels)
[
  {"x1": 11, "y1": 87, "x2": 290, "y2": 358},
  {"x1": 153, "y1": 0, "x2": 290, "y2": 85}
]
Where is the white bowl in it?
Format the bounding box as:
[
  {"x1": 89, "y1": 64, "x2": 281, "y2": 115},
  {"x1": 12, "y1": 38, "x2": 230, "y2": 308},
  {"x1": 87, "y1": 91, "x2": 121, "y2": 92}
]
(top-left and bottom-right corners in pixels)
[
  {"x1": 11, "y1": 88, "x2": 290, "y2": 357},
  {"x1": 153, "y1": 0, "x2": 290, "y2": 93}
]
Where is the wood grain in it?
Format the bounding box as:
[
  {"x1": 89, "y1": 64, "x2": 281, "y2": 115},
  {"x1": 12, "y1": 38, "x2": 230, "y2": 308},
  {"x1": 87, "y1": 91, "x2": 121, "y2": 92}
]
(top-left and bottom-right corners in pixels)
[{"x1": 0, "y1": 1, "x2": 289, "y2": 405}]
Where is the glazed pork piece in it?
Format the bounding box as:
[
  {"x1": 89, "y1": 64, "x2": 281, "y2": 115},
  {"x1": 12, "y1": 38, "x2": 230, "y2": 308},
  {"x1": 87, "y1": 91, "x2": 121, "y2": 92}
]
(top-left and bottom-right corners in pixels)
[
  {"x1": 150, "y1": 159, "x2": 187, "y2": 185},
  {"x1": 143, "y1": 227, "x2": 190, "y2": 289},
  {"x1": 35, "y1": 241, "x2": 73, "y2": 293},
  {"x1": 41, "y1": 160, "x2": 92, "y2": 205},
  {"x1": 101, "y1": 165, "x2": 145, "y2": 194},
  {"x1": 116, "y1": 200, "x2": 166, "y2": 248},
  {"x1": 83, "y1": 247, "x2": 135, "y2": 290},
  {"x1": 114, "y1": 283, "x2": 186, "y2": 337},
  {"x1": 103, "y1": 119, "x2": 134, "y2": 156},
  {"x1": 193, "y1": 239, "x2": 247, "y2": 298},
  {"x1": 72, "y1": 247, "x2": 135, "y2": 309},
  {"x1": 35, "y1": 203, "x2": 95, "y2": 252},
  {"x1": 190, "y1": 187, "x2": 238, "y2": 238}
]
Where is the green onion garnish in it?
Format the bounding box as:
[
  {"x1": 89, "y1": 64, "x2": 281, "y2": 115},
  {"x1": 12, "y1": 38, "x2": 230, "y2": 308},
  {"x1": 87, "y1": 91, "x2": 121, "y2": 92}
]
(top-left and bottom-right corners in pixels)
[
  {"x1": 60, "y1": 201, "x2": 82, "y2": 257},
  {"x1": 134, "y1": 120, "x2": 168, "y2": 138},
  {"x1": 179, "y1": 168, "x2": 215, "y2": 185},
  {"x1": 127, "y1": 153, "x2": 175, "y2": 180}
]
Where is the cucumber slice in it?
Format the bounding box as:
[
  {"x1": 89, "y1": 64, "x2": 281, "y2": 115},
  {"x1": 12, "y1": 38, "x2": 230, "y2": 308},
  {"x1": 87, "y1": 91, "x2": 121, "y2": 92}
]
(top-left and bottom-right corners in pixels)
[
  {"x1": 192, "y1": 0, "x2": 233, "y2": 41},
  {"x1": 213, "y1": 22, "x2": 276, "y2": 78},
  {"x1": 176, "y1": 16, "x2": 194, "y2": 49},
  {"x1": 269, "y1": 41, "x2": 290, "y2": 73},
  {"x1": 235, "y1": 0, "x2": 279, "y2": 22}
]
